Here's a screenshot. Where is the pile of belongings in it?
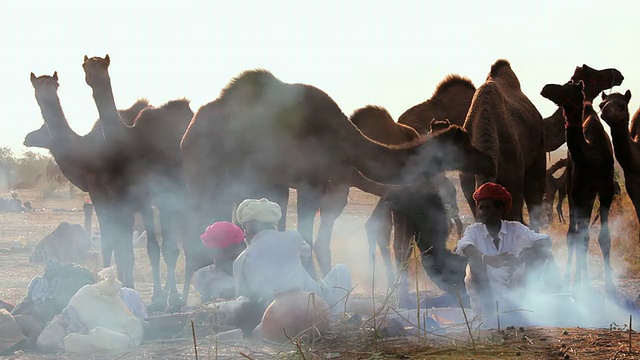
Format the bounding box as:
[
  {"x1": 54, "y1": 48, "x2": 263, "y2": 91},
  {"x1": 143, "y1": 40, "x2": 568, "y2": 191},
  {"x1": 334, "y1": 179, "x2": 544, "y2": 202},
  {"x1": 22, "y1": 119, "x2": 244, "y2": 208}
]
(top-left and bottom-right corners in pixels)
[
  {"x1": 1, "y1": 260, "x2": 95, "y2": 354},
  {"x1": 37, "y1": 267, "x2": 145, "y2": 353},
  {"x1": 1, "y1": 261, "x2": 147, "y2": 355}
]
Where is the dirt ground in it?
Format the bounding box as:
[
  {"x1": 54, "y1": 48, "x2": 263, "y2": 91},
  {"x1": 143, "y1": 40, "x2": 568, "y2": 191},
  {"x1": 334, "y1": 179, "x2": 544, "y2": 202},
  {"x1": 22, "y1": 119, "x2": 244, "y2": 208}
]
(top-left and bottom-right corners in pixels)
[{"x1": 2, "y1": 173, "x2": 640, "y2": 359}]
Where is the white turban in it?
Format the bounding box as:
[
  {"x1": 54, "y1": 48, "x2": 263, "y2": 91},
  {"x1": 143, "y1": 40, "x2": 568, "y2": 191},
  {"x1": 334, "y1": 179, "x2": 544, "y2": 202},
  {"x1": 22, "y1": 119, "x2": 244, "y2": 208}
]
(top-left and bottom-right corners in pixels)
[{"x1": 236, "y1": 198, "x2": 282, "y2": 226}]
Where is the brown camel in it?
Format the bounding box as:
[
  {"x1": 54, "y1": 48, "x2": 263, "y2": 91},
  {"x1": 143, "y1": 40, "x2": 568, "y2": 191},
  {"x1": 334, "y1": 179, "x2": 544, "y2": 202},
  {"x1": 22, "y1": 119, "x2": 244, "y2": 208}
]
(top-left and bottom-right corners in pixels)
[
  {"x1": 82, "y1": 55, "x2": 209, "y2": 304},
  {"x1": 540, "y1": 79, "x2": 618, "y2": 294},
  {"x1": 181, "y1": 69, "x2": 495, "y2": 284},
  {"x1": 25, "y1": 72, "x2": 161, "y2": 294},
  {"x1": 350, "y1": 76, "x2": 476, "y2": 289},
  {"x1": 543, "y1": 109, "x2": 568, "y2": 152},
  {"x1": 45, "y1": 160, "x2": 66, "y2": 186},
  {"x1": 543, "y1": 158, "x2": 568, "y2": 223},
  {"x1": 355, "y1": 112, "x2": 467, "y2": 298},
  {"x1": 599, "y1": 90, "x2": 640, "y2": 239},
  {"x1": 312, "y1": 75, "x2": 476, "y2": 278},
  {"x1": 398, "y1": 75, "x2": 477, "y2": 130},
  {"x1": 459, "y1": 59, "x2": 546, "y2": 232}
]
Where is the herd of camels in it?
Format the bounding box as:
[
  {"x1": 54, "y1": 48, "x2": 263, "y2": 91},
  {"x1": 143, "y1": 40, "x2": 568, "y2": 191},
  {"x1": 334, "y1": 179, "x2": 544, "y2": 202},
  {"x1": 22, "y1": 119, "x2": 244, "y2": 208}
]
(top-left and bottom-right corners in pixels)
[{"x1": 22, "y1": 55, "x2": 640, "y2": 308}]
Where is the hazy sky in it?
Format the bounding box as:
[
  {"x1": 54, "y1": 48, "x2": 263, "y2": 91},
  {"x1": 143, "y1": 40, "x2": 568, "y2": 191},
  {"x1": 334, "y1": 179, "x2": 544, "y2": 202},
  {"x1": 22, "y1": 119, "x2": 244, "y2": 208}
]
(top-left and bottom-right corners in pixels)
[{"x1": 3, "y1": 0, "x2": 639, "y2": 155}]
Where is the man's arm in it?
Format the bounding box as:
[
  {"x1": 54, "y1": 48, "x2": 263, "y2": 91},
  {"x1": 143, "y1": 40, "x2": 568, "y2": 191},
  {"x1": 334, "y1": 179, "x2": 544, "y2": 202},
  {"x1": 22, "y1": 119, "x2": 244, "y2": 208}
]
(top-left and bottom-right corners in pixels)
[
  {"x1": 515, "y1": 223, "x2": 552, "y2": 251},
  {"x1": 287, "y1": 230, "x2": 311, "y2": 260}
]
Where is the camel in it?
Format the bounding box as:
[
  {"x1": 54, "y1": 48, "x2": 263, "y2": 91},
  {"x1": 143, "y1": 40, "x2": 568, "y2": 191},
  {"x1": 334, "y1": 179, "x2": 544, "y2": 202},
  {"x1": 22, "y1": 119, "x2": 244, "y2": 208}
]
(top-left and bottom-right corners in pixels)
[
  {"x1": 543, "y1": 158, "x2": 568, "y2": 223},
  {"x1": 82, "y1": 55, "x2": 210, "y2": 304},
  {"x1": 599, "y1": 90, "x2": 640, "y2": 239},
  {"x1": 344, "y1": 76, "x2": 476, "y2": 289},
  {"x1": 181, "y1": 69, "x2": 495, "y2": 284},
  {"x1": 540, "y1": 79, "x2": 617, "y2": 294},
  {"x1": 24, "y1": 72, "x2": 163, "y2": 295},
  {"x1": 45, "y1": 159, "x2": 67, "y2": 187},
  {"x1": 459, "y1": 59, "x2": 546, "y2": 232},
  {"x1": 398, "y1": 75, "x2": 477, "y2": 130},
  {"x1": 10, "y1": 174, "x2": 42, "y2": 190},
  {"x1": 543, "y1": 109, "x2": 568, "y2": 152},
  {"x1": 30, "y1": 222, "x2": 91, "y2": 264}
]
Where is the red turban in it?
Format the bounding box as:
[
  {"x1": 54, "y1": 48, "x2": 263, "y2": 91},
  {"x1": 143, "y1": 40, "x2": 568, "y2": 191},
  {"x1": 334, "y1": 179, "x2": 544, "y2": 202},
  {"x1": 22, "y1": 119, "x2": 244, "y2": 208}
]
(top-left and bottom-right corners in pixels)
[
  {"x1": 472, "y1": 182, "x2": 512, "y2": 215},
  {"x1": 200, "y1": 221, "x2": 245, "y2": 249}
]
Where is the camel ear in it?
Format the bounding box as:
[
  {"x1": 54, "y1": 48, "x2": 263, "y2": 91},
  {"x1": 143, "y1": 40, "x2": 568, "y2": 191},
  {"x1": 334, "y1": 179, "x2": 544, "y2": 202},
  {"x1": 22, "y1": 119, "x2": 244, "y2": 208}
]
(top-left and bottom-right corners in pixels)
[
  {"x1": 625, "y1": 90, "x2": 632, "y2": 103},
  {"x1": 602, "y1": 91, "x2": 607, "y2": 101},
  {"x1": 52, "y1": 71, "x2": 58, "y2": 81},
  {"x1": 30, "y1": 72, "x2": 36, "y2": 82},
  {"x1": 84, "y1": 55, "x2": 89, "y2": 62},
  {"x1": 105, "y1": 54, "x2": 110, "y2": 65}
]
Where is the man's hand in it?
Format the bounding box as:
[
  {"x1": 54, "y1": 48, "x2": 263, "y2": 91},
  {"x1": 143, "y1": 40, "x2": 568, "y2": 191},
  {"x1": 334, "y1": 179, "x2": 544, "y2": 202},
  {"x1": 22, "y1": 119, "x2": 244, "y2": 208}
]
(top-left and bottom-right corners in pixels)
[{"x1": 483, "y1": 253, "x2": 520, "y2": 268}]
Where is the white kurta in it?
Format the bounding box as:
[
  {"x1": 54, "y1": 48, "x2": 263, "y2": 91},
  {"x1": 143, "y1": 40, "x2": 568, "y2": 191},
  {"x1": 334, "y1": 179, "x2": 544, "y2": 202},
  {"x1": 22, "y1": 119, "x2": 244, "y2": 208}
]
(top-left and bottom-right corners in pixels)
[
  {"x1": 233, "y1": 230, "x2": 351, "y2": 311},
  {"x1": 455, "y1": 221, "x2": 550, "y2": 309}
]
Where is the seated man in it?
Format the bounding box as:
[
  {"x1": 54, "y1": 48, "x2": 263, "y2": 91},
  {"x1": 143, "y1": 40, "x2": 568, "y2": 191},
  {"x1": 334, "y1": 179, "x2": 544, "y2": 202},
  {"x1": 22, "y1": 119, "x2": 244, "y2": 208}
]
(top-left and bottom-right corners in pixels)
[
  {"x1": 455, "y1": 182, "x2": 561, "y2": 316},
  {"x1": 8, "y1": 192, "x2": 23, "y2": 213},
  {"x1": 194, "y1": 221, "x2": 247, "y2": 302},
  {"x1": 233, "y1": 198, "x2": 351, "y2": 314}
]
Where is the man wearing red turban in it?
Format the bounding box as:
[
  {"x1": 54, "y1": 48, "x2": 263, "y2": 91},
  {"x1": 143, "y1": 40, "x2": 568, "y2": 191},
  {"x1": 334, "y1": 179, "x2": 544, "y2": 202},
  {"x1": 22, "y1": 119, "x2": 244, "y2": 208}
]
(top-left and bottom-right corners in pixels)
[
  {"x1": 194, "y1": 221, "x2": 247, "y2": 302},
  {"x1": 455, "y1": 182, "x2": 561, "y2": 322}
]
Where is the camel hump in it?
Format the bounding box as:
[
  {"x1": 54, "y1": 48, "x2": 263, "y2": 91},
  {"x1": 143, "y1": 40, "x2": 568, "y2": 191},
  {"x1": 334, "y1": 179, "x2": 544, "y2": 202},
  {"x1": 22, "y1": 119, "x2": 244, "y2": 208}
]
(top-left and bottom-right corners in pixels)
[
  {"x1": 220, "y1": 69, "x2": 280, "y2": 99},
  {"x1": 433, "y1": 74, "x2": 476, "y2": 97},
  {"x1": 487, "y1": 59, "x2": 521, "y2": 90},
  {"x1": 350, "y1": 105, "x2": 394, "y2": 127},
  {"x1": 160, "y1": 98, "x2": 192, "y2": 113},
  {"x1": 120, "y1": 99, "x2": 152, "y2": 125}
]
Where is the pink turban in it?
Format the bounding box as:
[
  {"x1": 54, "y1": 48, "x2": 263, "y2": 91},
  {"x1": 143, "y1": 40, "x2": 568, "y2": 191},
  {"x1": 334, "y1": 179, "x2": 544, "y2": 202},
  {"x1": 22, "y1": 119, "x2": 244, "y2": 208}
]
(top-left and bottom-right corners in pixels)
[
  {"x1": 200, "y1": 221, "x2": 245, "y2": 249},
  {"x1": 473, "y1": 182, "x2": 512, "y2": 215}
]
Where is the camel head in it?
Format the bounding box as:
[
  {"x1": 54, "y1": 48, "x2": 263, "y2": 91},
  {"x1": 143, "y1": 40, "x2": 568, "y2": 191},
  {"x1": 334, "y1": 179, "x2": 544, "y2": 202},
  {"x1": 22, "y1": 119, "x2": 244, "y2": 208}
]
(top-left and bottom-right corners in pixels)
[
  {"x1": 24, "y1": 124, "x2": 53, "y2": 149},
  {"x1": 82, "y1": 54, "x2": 111, "y2": 87},
  {"x1": 540, "y1": 81, "x2": 585, "y2": 121},
  {"x1": 421, "y1": 125, "x2": 495, "y2": 178},
  {"x1": 599, "y1": 90, "x2": 632, "y2": 129},
  {"x1": 30, "y1": 71, "x2": 59, "y2": 103},
  {"x1": 571, "y1": 64, "x2": 624, "y2": 101}
]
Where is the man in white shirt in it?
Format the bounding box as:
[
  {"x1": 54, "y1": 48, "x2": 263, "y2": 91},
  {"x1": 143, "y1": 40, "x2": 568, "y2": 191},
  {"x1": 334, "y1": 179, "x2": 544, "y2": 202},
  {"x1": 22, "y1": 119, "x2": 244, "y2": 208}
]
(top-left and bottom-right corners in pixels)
[
  {"x1": 455, "y1": 182, "x2": 561, "y2": 315},
  {"x1": 232, "y1": 198, "x2": 352, "y2": 314}
]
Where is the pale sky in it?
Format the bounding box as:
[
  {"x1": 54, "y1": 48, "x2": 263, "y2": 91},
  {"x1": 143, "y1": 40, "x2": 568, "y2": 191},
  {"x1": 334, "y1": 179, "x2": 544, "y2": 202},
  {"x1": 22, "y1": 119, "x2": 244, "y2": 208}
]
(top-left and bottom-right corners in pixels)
[{"x1": 3, "y1": 0, "x2": 639, "y2": 155}]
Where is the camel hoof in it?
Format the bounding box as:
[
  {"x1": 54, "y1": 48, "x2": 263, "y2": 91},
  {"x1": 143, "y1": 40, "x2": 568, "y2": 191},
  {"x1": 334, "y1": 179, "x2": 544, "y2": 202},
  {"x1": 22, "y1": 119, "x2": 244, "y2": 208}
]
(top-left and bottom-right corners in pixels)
[
  {"x1": 167, "y1": 292, "x2": 185, "y2": 312},
  {"x1": 152, "y1": 289, "x2": 169, "y2": 303}
]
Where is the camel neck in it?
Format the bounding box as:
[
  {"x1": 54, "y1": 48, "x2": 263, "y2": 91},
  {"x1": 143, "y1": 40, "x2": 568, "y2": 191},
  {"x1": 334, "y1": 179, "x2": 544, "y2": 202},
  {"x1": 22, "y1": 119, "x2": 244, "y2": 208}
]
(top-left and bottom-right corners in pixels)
[
  {"x1": 348, "y1": 135, "x2": 421, "y2": 185},
  {"x1": 91, "y1": 81, "x2": 128, "y2": 143},
  {"x1": 543, "y1": 108, "x2": 567, "y2": 152},
  {"x1": 609, "y1": 123, "x2": 638, "y2": 172},
  {"x1": 563, "y1": 105, "x2": 591, "y2": 167},
  {"x1": 35, "y1": 95, "x2": 76, "y2": 140}
]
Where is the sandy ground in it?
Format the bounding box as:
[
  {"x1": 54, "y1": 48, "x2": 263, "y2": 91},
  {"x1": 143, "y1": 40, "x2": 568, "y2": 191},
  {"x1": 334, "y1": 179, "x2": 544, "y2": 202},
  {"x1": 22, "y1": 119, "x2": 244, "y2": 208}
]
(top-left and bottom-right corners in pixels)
[{"x1": 2, "y1": 173, "x2": 640, "y2": 359}]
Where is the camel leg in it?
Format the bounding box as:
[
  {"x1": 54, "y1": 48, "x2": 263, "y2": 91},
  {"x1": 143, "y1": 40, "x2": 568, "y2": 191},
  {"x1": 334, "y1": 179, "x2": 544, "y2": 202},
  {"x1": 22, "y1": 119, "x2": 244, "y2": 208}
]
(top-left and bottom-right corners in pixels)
[
  {"x1": 92, "y1": 200, "x2": 114, "y2": 268},
  {"x1": 141, "y1": 205, "x2": 164, "y2": 300},
  {"x1": 180, "y1": 213, "x2": 214, "y2": 306},
  {"x1": 523, "y1": 149, "x2": 546, "y2": 232},
  {"x1": 597, "y1": 187, "x2": 615, "y2": 294},
  {"x1": 315, "y1": 183, "x2": 349, "y2": 277},
  {"x1": 459, "y1": 172, "x2": 477, "y2": 219},
  {"x1": 393, "y1": 213, "x2": 413, "y2": 303},
  {"x1": 572, "y1": 195, "x2": 595, "y2": 293},
  {"x1": 294, "y1": 185, "x2": 320, "y2": 279},
  {"x1": 557, "y1": 186, "x2": 567, "y2": 223},
  {"x1": 453, "y1": 216, "x2": 463, "y2": 239},
  {"x1": 159, "y1": 209, "x2": 180, "y2": 295},
  {"x1": 113, "y1": 207, "x2": 136, "y2": 289},
  {"x1": 364, "y1": 199, "x2": 394, "y2": 289}
]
